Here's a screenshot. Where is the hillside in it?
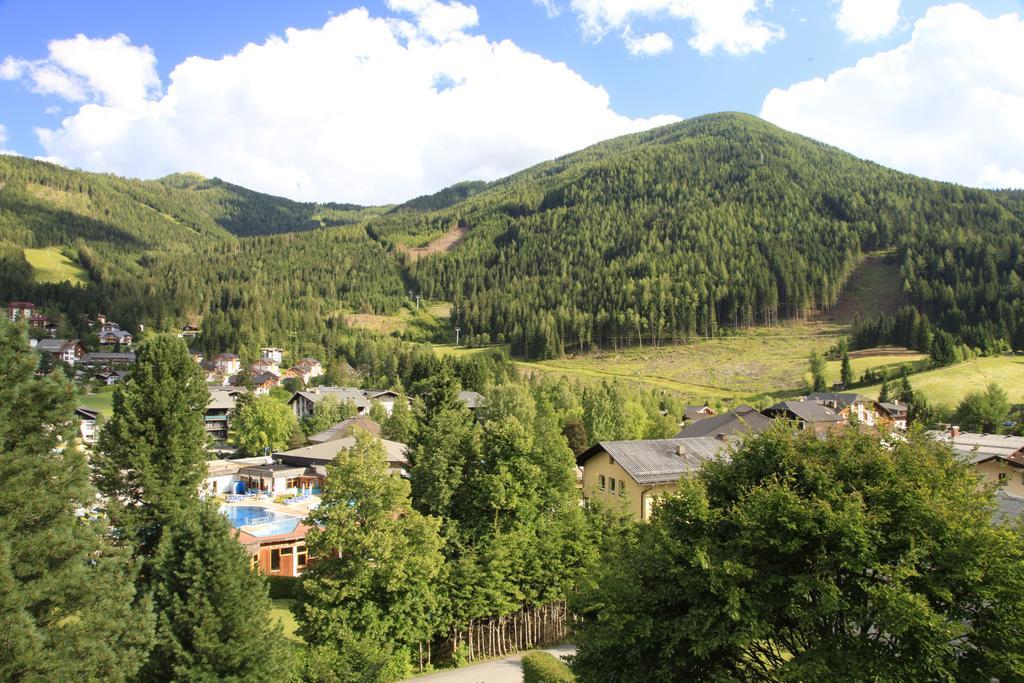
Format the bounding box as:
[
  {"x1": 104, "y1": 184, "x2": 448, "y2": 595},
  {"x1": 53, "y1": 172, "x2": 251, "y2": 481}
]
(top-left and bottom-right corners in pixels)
[{"x1": 3, "y1": 112, "x2": 1024, "y2": 360}]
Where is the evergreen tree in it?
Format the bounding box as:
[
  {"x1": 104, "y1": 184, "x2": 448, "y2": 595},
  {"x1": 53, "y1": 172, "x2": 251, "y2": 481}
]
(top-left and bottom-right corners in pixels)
[
  {"x1": 232, "y1": 394, "x2": 300, "y2": 455},
  {"x1": 809, "y1": 351, "x2": 827, "y2": 392},
  {"x1": 94, "y1": 334, "x2": 209, "y2": 558},
  {"x1": 296, "y1": 431, "x2": 446, "y2": 679},
  {"x1": 0, "y1": 320, "x2": 153, "y2": 681},
  {"x1": 840, "y1": 351, "x2": 853, "y2": 387},
  {"x1": 879, "y1": 381, "x2": 891, "y2": 404},
  {"x1": 381, "y1": 394, "x2": 417, "y2": 443},
  {"x1": 142, "y1": 502, "x2": 291, "y2": 682},
  {"x1": 897, "y1": 367, "x2": 915, "y2": 405},
  {"x1": 954, "y1": 383, "x2": 1011, "y2": 434}
]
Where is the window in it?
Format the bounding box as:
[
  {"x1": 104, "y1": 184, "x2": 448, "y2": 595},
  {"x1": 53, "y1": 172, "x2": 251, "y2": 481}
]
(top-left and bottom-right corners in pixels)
[
  {"x1": 297, "y1": 545, "x2": 308, "y2": 567},
  {"x1": 598, "y1": 475, "x2": 606, "y2": 491},
  {"x1": 286, "y1": 477, "x2": 300, "y2": 489},
  {"x1": 619, "y1": 480, "x2": 627, "y2": 496},
  {"x1": 281, "y1": 547, "x2": 293, "y2": 555},
  {"x1": 999, "y1": 472, "x2": 1008, "y2": 483},
  {"x1": 609, "y1": 478, "x2": 616, "y2": 493},
  {"x1": 270, "y1": 549, "x2": 281, "y2": 572},
  {"x1": 250, "y1": 554, "x2": 259, "y2": 572}
]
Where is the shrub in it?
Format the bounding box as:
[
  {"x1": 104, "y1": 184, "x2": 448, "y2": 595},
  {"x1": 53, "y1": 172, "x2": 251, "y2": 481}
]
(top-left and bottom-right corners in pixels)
[
  {"x1": 267, "y1": 575, "x2": 298, "y2": 599},
  {"x1": 522, "y1": 650, "x2": 574, "y2": 683}
]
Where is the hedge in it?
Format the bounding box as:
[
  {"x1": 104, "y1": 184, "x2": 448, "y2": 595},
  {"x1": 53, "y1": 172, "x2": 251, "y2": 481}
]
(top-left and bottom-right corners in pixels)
[
  {"x1": 267, "y1": 575, "x2": 298, "y2": 600},
  {"x1": 522, "y1": 650, "x2": 575, "y2": 683}
]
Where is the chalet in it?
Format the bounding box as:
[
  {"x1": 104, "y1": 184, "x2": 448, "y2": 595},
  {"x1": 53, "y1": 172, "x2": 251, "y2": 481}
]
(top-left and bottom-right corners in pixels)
[
  {"x1": 96, "y1": 369, "x2": 127, "y2": 385},
  {"x1": 363, "y1": 389, "x2": 402, "y2": 416},
  {"x1": 308, "y1": 416, "x2": 382, "y2": 444},
  {"x1": 180, "y1": 324, "x2": 200, "y2": 338},
  {"x1": 288, "y1": 359, "x2": 324, "y2": 384},
  {"x1": 251, "y1": 358, "x2": 280, "y2": 375},
  {"x1": 288, "y1": 386, "x2": 370, "y2": 419},
  {"x1": 682, "y1": 405, "x2": 717, "y2": 424},
  {"x1": 458, "y1": 390, "x2": 486, "y2": 411},
  {"x1": 35, "y1": 338, "x2": 85, "y2": 365},
  {"x1": 80, "y1": 351, "x2": 136, "y2": 367},
  {"x1": 260, "y1": 347, "x2": 284, "y2": 364},
  {"x1": 929, "y1": 427, "x2": 1024, "y2": 498},
  {"x1": 278, "y1": 436, "x2": 409, "y2": 476},
  {"x1": 75, "y1": 407, "x2": 100, "y2": 444},
  {"x1": 7, "y1": 301, "x2": 35, "y2": 322},
  {"x1": 878, "y1": 401, "x2": 909, "y2": 431},
  {"x1": 676, "y1": 405, "x2": 774, "y2": 439},
  {"x1": 806, "y1": 392, "x2": 885, "y2": 427},
  {"x1": 212, "y1": 353, "x2": 241, "y2": 375},
  {"x1": 578, "y1": 437, "x2": 731, "y2": 521},
  {"x1": 99, "y1": 328, "x2": 133, "y2": 345},
  {"x1": 250, "y1": 372, "x2": 281, "y2": 395},
  {"x1": 27, "y1": 314, "x2": 49, "y2": 329},
  {"x1": 206, "y1": 388, "x2": 242, "y2": 446},
  {"x1": 762, "y1": 400, "x2": 846, "y2": 435}
]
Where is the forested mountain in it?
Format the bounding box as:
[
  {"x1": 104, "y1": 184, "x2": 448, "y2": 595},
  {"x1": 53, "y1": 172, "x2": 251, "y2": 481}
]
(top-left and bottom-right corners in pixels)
[{"x1": 2, "y1": 112, "x2": 1023, "y2": 359}]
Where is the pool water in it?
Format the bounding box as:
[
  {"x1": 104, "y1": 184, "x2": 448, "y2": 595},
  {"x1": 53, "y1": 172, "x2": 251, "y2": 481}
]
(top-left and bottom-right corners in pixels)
[{"x1": 221, "y1": 505, "x2": 301, "y2": 537}]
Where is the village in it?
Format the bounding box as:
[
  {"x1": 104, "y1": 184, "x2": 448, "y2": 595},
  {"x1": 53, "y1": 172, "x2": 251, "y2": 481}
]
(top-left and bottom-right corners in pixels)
[{"x1": 12, "y1": 298, "x2": 1024, "y2": 583}]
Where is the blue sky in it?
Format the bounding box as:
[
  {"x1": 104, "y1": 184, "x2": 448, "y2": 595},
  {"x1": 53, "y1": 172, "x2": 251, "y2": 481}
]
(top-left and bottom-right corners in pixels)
[{"x1": 1, "y1": 0, "x2": 1022, "y2": 203}]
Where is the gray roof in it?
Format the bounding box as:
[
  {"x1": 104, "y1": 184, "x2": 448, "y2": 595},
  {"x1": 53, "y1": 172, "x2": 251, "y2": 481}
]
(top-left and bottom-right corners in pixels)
[
  {"x1": 207, "y1": 389, "x2": 239, "y2": 411},
  {"x1": 805, "y1": 392, "x2": 871, "y2": 409},
  {"x1": 36, "y1": 338, "x2": 79, "y2": 353},
  {"x1": 81, "y1": 351, "x2": 136, "y2": 364},
  {"x1": 277, "y1": 436, "x2": 409, "y2": 468},
  {"x1": 927, "y1": 430, "x2": 1024, "y2": 463},
  {"x1": 676, "y1": 405, "x2": 774, "y2": 438},
  {"x1": 765, "y1": 400, "x2": 844, "y2": 424},
  {"x1": 683, "y1": 406, "x2": 715, "y2": 422},
  {"x1": 578, "y1": 437, "x2": 731, "y2": 485},
  {"x1": 308, "y1": 416, "x2": 381, "y2": 443},
  {"x1": 458, "y1": 390, "x2": 485, "y2": 409},
  {"x1": 878, "y1": 402, "x2": 908, "y2": 417},
  {"x1": 290, "y1": 387, "x2": 371, "y2": 409},
  {"x1": 994, "y1": 491, "x2": 1024, "y2": 525}
]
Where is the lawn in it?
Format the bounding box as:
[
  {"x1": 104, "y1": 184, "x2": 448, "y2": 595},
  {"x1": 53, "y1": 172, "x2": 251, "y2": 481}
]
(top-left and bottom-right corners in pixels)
[
  {"x1": 78, "y1": 390, "x2": 114, "y2": 418},
  {"x1": 859, "y1": 355, "x2": 1024, "y2": 408},
  {"x1": 24, "y1": 247, "x2": 89, "y2": 286},
  {"x1": 271, "y1": 598, "x2": 303, "y2": 643}
]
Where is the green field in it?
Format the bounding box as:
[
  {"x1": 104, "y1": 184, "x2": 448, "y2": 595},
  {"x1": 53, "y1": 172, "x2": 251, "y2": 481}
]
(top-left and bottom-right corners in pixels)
[
  {"x1": 78, "y1": 390, "x2": 114, "y2": 418},
  {"x1": 860, "y1": 355, "x2": 1024, "y2": 408},
  {"x1": 24, "y1": 247, "x2": 89, "y2": 286},
  {"x1": 271, "y1": 599, "x2": 303, "y2": 643}
]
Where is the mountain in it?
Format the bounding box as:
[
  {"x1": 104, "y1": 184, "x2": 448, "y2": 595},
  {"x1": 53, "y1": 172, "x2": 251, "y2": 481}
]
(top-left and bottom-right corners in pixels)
[{"x1": 2, "y1": 112, "x2": 1023, "y2": 358}]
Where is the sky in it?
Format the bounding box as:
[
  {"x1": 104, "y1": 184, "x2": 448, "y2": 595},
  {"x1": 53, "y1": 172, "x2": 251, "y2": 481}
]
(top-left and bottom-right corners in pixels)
[{"x1": 0, "y1": 0, "x2": 1022, "y2": 204}]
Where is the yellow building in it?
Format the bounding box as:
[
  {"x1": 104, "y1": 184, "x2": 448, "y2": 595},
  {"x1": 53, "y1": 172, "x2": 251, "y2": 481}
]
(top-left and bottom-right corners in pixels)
[
  {"x1": 930, "y1": 429, "x2": 1024, "y2": 497},
  {"x1": 577, "y1": 437, "x2": 732, "y2": 521}
]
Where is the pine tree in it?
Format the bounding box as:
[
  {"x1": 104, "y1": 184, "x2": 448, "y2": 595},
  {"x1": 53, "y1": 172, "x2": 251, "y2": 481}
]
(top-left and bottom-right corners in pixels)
[
  {"x1": 840, "y1": 351, "x2": 853, "y2": 387},
  {"x1": 381, "y1": 393, "x2": 417, "y2": 443},
  {"x1": 879, "y1": 381, "x2": 891, "y2": 404},
  {"x1": 297, "y1": 431, "x2": 445, "y2": 679},
  {"x1": 142, "y1": 502, "x2": 291, "y2": 682},
  {"x1": 809, "y1": 351, "x2": 827, "y2": 392},
  {"x1": 94, "y1": 334, "x2": 209, "y2": 558},
  {"x1": 0, "y1": 320, "x2": 153, "y2": 681}
]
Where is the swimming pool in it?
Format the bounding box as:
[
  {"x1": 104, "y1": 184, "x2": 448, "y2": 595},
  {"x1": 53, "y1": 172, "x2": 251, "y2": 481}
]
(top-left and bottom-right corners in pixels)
[{"x1": 221, "y1": 505, "x2": 301, "y2": 537}]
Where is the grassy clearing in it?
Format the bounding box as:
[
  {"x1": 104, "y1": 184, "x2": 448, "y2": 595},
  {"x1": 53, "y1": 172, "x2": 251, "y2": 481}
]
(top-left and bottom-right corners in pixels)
[
  {"x1": 860, "y1": 355, "x2": 1024, "y2": 408},
  {"x1": 24, "y1": 247, "x2": 89, "y2": 286},
  {"x1": 823, "y1": 251, "x2": 905, "y2": 325},
  {"x1": 434, "y1": 343, "x2": 507, "y2": 358},
  {"x1": 78, "y1": 390, "x2": 114, "y2": 418},
  {"x1": 270, "y1": 598, "x2": 303, "y2": 643}
]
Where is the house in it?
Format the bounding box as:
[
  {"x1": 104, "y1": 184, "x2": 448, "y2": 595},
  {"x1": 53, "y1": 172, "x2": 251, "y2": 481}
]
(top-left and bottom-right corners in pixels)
[
  {"x1": 212, "y1": 353, "x2": 241, "y2": 375},
  {"x1": 180, "y1": 324, "x2": 200, "y2": 338},
  {"x1": 7, "y1": 301, "x2": 35, "y2": 321},
  {"x1": 762, "y1": 400, "x2": 846, "y2": 435},
  {"x1": 458, "y1": 390, "x2": 485, "y2": 411},
  {"x1": 308, "y1": 416, "x2": 381, "y2": 444},
  {"x1": 251, "y1": 358, "x2": 280, "y2": 375},
  {"x1": 288, "y1": 387, "x2": 370, "y2": 419},
  {"x1": 75, "y1": 407, "x2": 100, "y2": 444},
  {"x1": 190, "y1": 350, "x2": 204, "y2": 363},
  {"x1": 682, "y1": 405, "x2": 717, "y2": 424},
  {"x1": 676, "y1": 405, "x2": 774, "y2": 439},
  {"x1": 99, "y1": 327, "x2": 133, "y2": 345},
  {"x1": 806, "y1": 392, "x2": 885, "y2": 427},
  {"x1": 206, "y1": 388, "x2": 243, "y2": 446},
  {"x1": 362, "y1": 389, "x2": 401, "y2": 416},
  {"x1": 260, "y1": 347, "x2": 284, "y2": 364},
  {"x1": 278, "y1": 436, "x2": 409, "y2": 476},
  {"x1": 577, "y1": 437, "x2": 731, "y2": 521},
  {"x1": 929, "y1": 427, "x2": 1024, "y2": 498},
  {"x1": 27, "y1": 314, "x2": 49, "y2": 329},
  {"x1": 250, "y1": 372, "x2": 281, "y2": 395},
  {"x1": 80, "y1": 351, "x2": 136, "y2": 367},
  {"x1": 96, "y1": 369, "x2": 127, "y2": 385},
  {"x1": 288, "y1": 358, "x2": 324, "y2": 384},
  {"x1": 36, "y1": 338, "x2": 85, "y2": 365},
  {"x1": 878, "y1": 402, "x2": 909, "y2": 431}
]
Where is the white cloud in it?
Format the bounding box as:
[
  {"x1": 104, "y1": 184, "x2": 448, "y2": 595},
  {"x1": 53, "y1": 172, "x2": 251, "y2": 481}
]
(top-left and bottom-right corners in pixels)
[
  {"x1": 0, "y1": 34, "x2": 159, "y2": 110},
  {"x1": 835, "y1": 0, "x2": 901, "y2": 42},
  {"x1": 0, "y1": 122, "x2": 17, "y2": 155},
  {"x1": 760, "y1": 3, "x2": 1024, "y2": 190},
  {"x1": 568, "y1": 0, "x2": 783, "y2": 56},
  {"x1": 386, "y1": 0, "x2": 479, "y2": 40},
  {"x1": 534, "y1": 0, "x2": 562, "y2": 18},
  {"x1": 625, "y1": 31, "x2": 674, "y2": 56},
  {"x1": 9, "y1": 3, "x2": 677, "y2": 203}
]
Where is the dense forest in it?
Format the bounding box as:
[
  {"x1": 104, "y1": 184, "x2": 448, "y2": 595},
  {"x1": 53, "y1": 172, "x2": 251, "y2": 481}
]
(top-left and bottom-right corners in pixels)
[{"x1": 2, "y1": 112, "x2": 1023, "y2": 359}]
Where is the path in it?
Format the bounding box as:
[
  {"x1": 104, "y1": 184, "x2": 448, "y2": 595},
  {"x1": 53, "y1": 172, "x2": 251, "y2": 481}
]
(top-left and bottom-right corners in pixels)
[{"x1": 404, "y1": 644, "x2": 575, "y2": 683}]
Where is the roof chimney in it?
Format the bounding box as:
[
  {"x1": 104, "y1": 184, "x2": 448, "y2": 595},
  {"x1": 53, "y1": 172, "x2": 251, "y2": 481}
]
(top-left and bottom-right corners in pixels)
[
  {"x1": 716, "y1": 433, "x2": 728, "y2": 442},
  {"x1": 676, "y1": 443, "x2": 686, "y2": 456},
  {"x1": 950, "y1": 425, "x2": 960, "y2": 438}
]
